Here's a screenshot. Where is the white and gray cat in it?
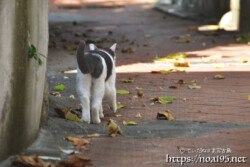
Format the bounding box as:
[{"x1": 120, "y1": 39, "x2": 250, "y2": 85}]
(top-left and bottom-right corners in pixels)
[{"x1": 76, "y1": 40, "x2": 117, "y2": 124}]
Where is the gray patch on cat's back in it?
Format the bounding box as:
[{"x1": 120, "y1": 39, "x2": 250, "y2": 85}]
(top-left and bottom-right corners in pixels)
[
  {"x1": 89, "y1": 50, "x2": 113, "y2": 81},
  {"x1": 77, "y1": 41, "x2": 104, "y2": 79},
  {"x1": 85, "y1": 54, "x2": 103, "y2": 79}
]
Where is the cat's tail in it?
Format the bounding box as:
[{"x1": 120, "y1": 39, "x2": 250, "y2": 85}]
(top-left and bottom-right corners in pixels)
[{"x1": 77, "y1": 40, "x2": 89, "y2": 74}]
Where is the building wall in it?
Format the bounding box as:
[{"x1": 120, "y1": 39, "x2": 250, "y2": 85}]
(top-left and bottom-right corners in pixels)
[{"x1": 0, "y1": 0, "x2": 48, "y2": 161}]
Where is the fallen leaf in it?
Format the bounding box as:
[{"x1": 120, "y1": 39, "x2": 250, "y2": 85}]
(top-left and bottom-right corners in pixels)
[
  {"x1": 188, "y1": 83, "x2": 201, "y2": 89},
  {"x1": 167, "y1": 53, "x2": 187, "y2": 59},
  {"x1": 176, "y1": 39, "x2": 190, "y2": 43},
  {"x1": 153, "y1": 58, "x2": 175, "y2": 62},
  {"x1": 174, "y1": 62, "x2": 191, "y2": 67},
  {"x1": 187, "y1": 26, "x2": 198, "y2": 31},
  {"x1": 157, "y1": 111, "x2": 175, "y2": 120},
  {"x1": 160, "y1": 97, "x2": 176, "y2": 101},
  {"x1": 150, "y1": 97, "x2": 176, "y2": 104},
  {"x1": 132, "y1": 95, "x2": 138, "y2": 100},
  {"x1": 216, "y1": 65, "x2": 224, "y2": 69},
  {"x1": 121, "y1": 79, "x2": 134, "y2": 83},
  {"x1": 54, "y1": 84, "x2": 66, "y2": 91},
  {"x1": 54, "y1": 108, "x2": 81, "y2": 122},
  {"x1": 144, "y1": 34, "x2": 152, "y2": 38},
  {"x1": 151, "y1": 70, "x2": 171, "y2": 74},
  {"x1": 142, "y1": 103, "x2": 146, "y2": 107},
  {"x1": 87, "y1": 28, "x2": 95, "y2": 32},
  {"x1": 116, "y1": 114, "x2": 122, "y2": 117},
  {"x1": 177, "y1": 79, "x2": 186, "y2": 84},
  {"x1": 50, "y1": 92, "x2": 61, "y2": 97},
  {"x1": 69, "y1": 95, "x2": 75, "y2": 99},
  {"x1": 56, "y1": 155, "x2": 93, "y2": 167},
  {"x1": 85, "y1": 133, "x2": 100, "y2": 138},
  {"x1": 117, "y1": 104, "x2": 124, "y2": 109},
  {"x1": 65, "y1": 136, "x2": 90, "y2": 147},
  {"x1": 248, "y1": 95, "x2": 250, "y2": 101},
  {"x1": 123, "y1": 121, "x2": 138, "y2": 126},
  {"x1": 176, "y1": 69, "x2": 186, "y2": 72},
  {"x1": 136, "y1": 113, "x2": 142, "y2": 118},
  {"x1": 75, "y1": 32, "x2": 84, "y2": 37},
  {"x1": 108, "y1": 119, "x2": 122, "y2": 137},
  {"x1": 117, "y1": 89, "x2": 130, "y2": 94},
  {"x1": 121, "y1": 47, "x2": 134, "y2": 53},
  {"x1": 137, "y1": 90, "x2": 144, "y2": 97},
  {"x1": 143, "y1": 42, "x2": 149, "y2": 47},
  {"x1": 169, "y1": 85, "x2": 180, "y2": 89},
  {"x1": 68, "y1": 45, "x2": 78, "y2": 51},
  {"x1": 12, "y1": 155, "x2": 55, "y2": 167},
  {"x1": 214, "y1": 74, "x2": 225, "y2": 79},
  {"x1": 72, "y1": 21, "x2": 81, "y2": 25},
  {"x1": 242, "y1": 59, "x2": 248, "y2": 63}
]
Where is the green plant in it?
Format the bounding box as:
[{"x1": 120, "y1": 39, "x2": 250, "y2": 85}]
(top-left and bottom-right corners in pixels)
[{"x1": 28, "y1": 44, "x2": 46, "y2": 65}]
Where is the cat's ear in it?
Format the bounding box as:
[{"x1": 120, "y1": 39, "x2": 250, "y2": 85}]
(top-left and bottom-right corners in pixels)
[
  {"x1": 110, "y1": 43, "x2": 117, "y2": 52},
  {"x1": 89, "y1": 43, "x2": 97, "y2": 51}
]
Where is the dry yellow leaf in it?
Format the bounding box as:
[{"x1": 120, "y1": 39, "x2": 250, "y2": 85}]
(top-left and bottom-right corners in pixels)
[
  {"x1": 85, "y1": 133, "x2": 100, "y2": 138},
  {"x1": 108, "y1": 119, "x2": 122, "y2": 137}
]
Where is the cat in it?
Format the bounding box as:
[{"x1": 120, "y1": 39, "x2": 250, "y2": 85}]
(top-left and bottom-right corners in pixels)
[{"x1": 76, "y1": 40, "x2": 117, "y2": 124}]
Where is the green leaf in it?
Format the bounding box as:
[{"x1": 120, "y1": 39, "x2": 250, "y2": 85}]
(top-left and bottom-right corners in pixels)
[
  {"x1": 126, "y1": 121, "x2": 138, "y2": 125},
  {"x1": 160, "y1": 97, "x2": 176, "y2": 101},
  {"x1": 121, "y1": 79, "x2": 134, "y2": 83},
  {"x1": 150, "y1": 97, "x2": 175, "y2": 104},
  {"x1": 31, "y1": 44, "x2": 36, "y2": 52},
  {"x1": 159, "y1": 100, "x2": 172, "y2": 104},
  {"x1": 214, "y1": 74, "x2": 225, "y2": 79},
  {"x1": 188, "y1": 83, "x2": 201, "y2": 89},
  {"x1": 117, "y1": 90, "x2": 130, "y2": 94},
  {"x1": 68, "y1": 45, "x2": 78, "y2": 51},
  {"x1": 153, "y1": 58, "x2": 173, "y2": 62},
  {"x1": 176, "y1": 39, "x2": 190, "y2": 43},
  {"x1": 65, "y1": 111, "x2": 81, "y2": 122},
  {"x1": 54, "y1": 84, "x2": 66, "y2": 91},
  {"x1": 117, "y1": 104, "x2": 124, "y2": 109},
  {"x1": 216, "y1": 65, "x2": 224, "y2": 69},
  {"x1": 123, "y1": 121, "x2": 137, "y2": 126},
  {"x1": 38, "y1": 58, "x2": 43, "y2": 65},
  {"x1": 167, "y1": 53, "x2": 187, "y2": 59}
]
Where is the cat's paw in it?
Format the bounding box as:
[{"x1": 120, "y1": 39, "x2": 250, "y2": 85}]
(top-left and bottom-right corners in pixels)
[
  {"x1": 111, "y1": 105, "x2": 117, "y2": 113},
  {"x1": 92, "y1": 117, "x2": 101, "y2": 124},
  {"x1": 81, "y1": 117, "x2": 90, "y2": 124},
  {"x1": 99, "y1": 112, "x2": 104, "y2": 118}
]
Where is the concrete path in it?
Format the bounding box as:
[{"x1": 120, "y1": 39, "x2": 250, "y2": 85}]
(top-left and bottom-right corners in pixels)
[{"x1": 1, "y1": 0, "x2": 250, "y2": 166}]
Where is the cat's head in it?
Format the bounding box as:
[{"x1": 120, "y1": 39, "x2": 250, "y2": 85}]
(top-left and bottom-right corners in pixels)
[{"x1": 89, "y1": 43, "x2": 117, "y2": 59}]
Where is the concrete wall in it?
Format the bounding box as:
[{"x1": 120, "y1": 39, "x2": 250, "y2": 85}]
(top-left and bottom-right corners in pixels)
[
  {"x1": 239, "y1": 0, "x2": 250, "y2": 32},
  {"x1": 0, "y1": 0, "x2": 48, "y2": 161}
]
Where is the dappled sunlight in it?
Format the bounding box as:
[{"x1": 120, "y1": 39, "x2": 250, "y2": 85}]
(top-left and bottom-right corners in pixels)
[{"x1": 117, "y1": 43, "x2": 250, "y2": 73}]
